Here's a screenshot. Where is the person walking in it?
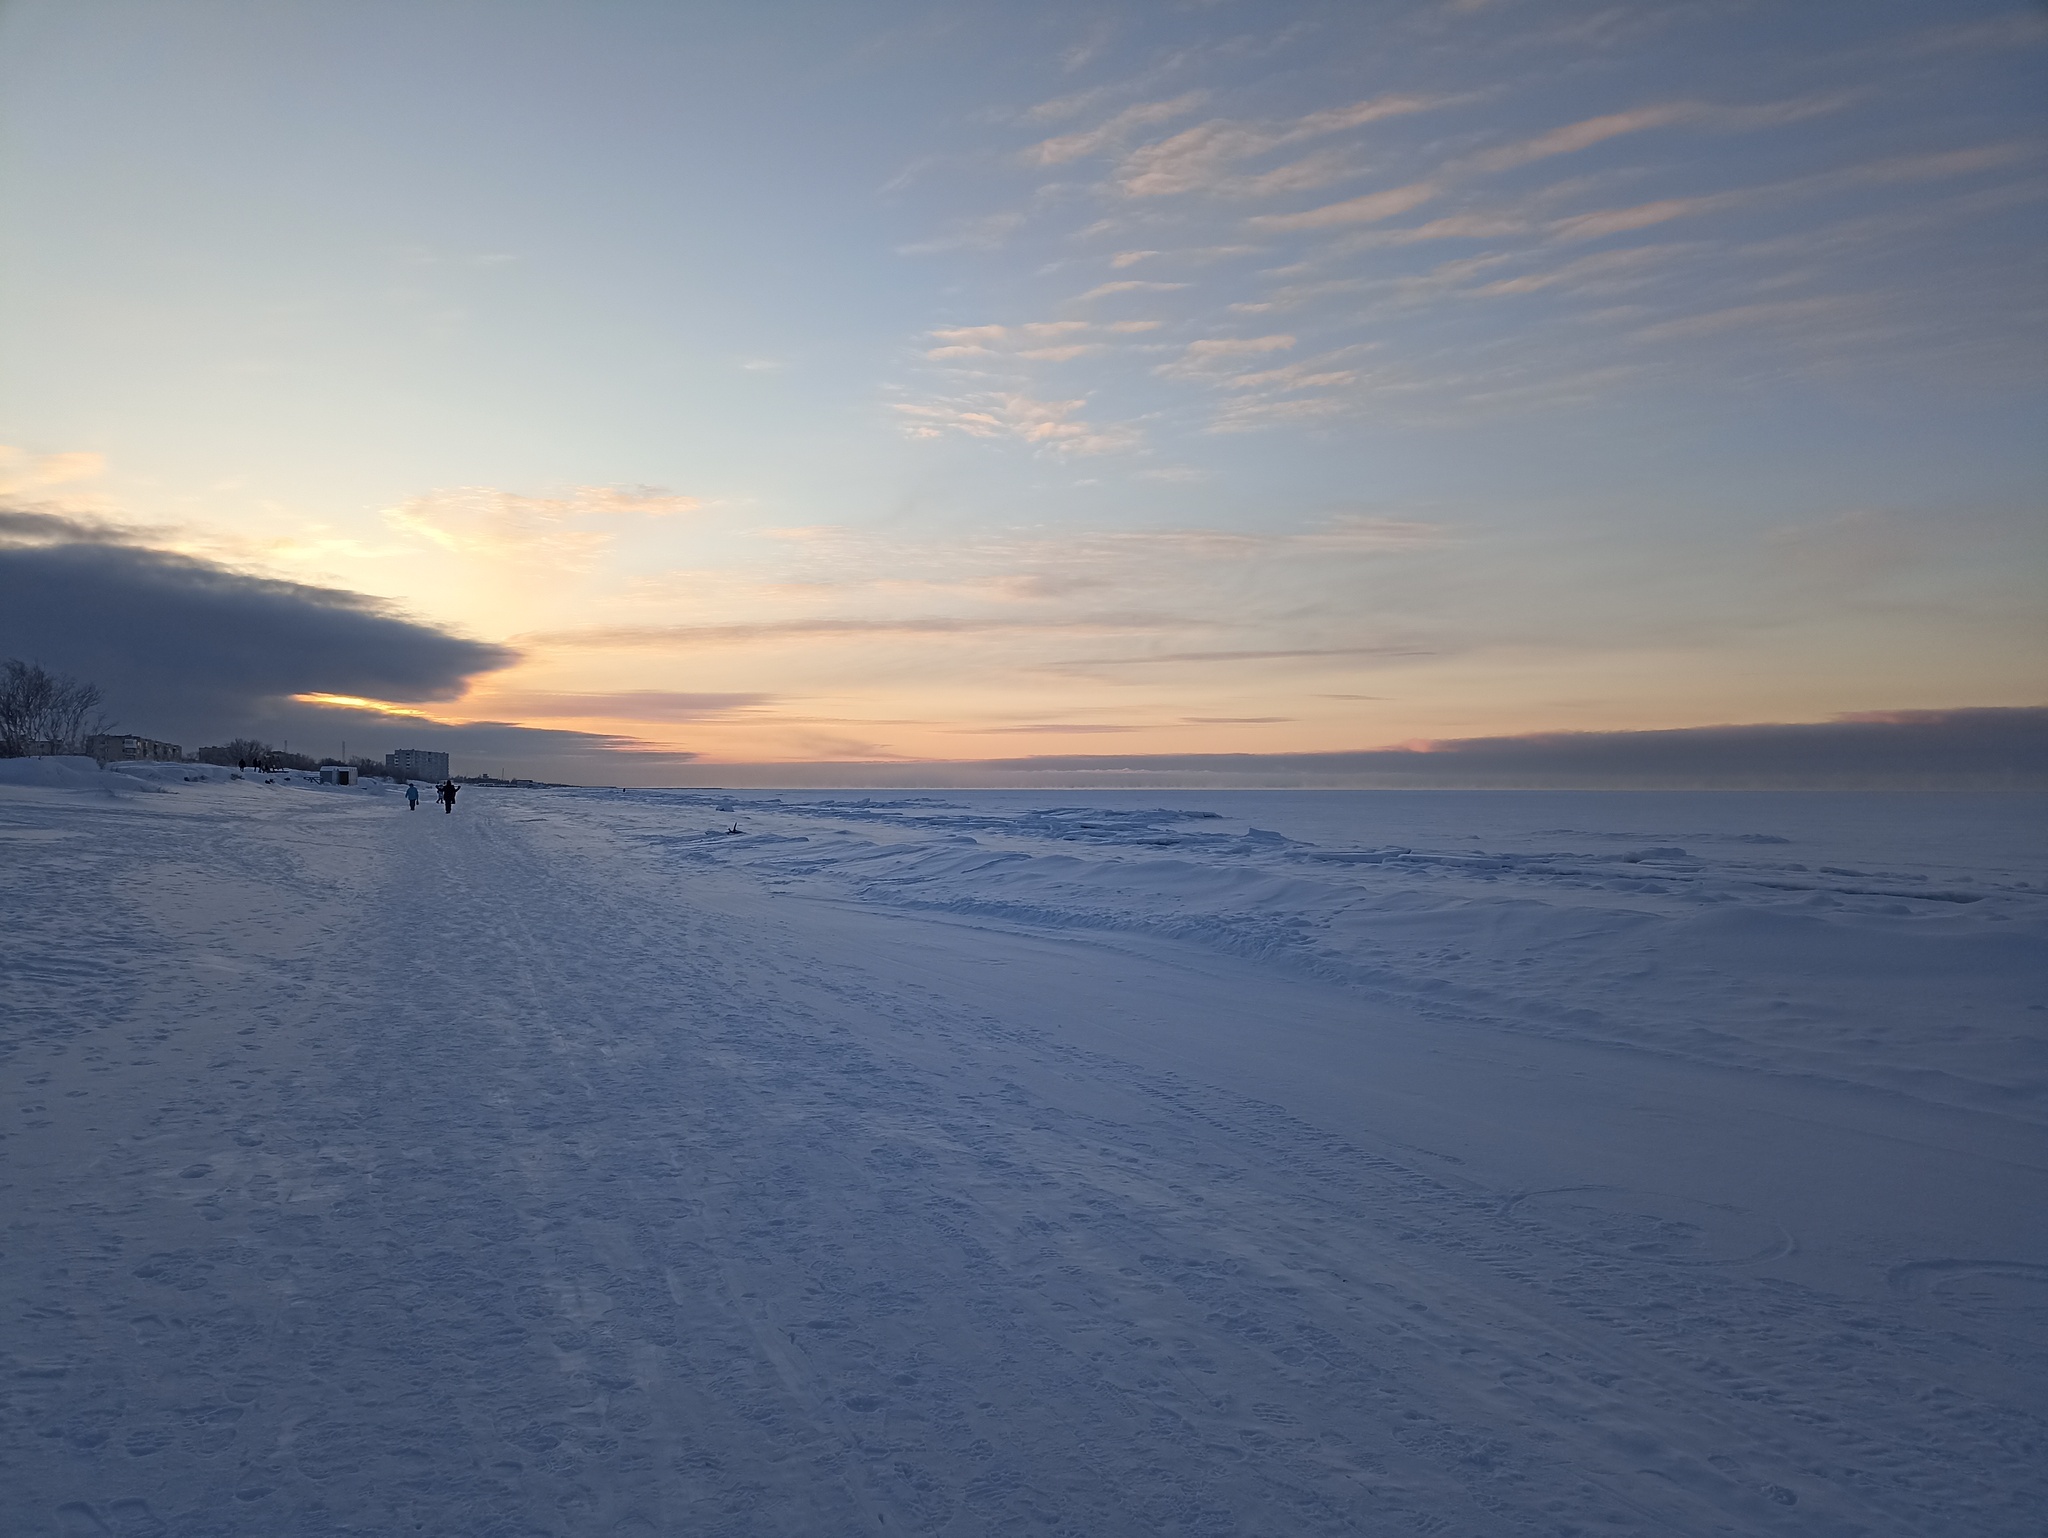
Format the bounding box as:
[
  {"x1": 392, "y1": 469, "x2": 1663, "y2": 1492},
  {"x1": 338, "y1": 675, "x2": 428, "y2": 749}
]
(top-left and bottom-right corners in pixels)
[
  {"x1": 438, "y1": 779, "x2": 458, "y2": 813},
  {"x1": 406, "y1": 781, "x2": 420, "y2": 811}
]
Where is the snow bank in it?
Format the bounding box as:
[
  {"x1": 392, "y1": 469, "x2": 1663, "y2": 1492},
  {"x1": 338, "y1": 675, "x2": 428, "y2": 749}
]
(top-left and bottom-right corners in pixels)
[
  {"x1": 0, "y1": 754, "x2": 163, "y2": 794},
  {"x1": 109, "y1": 760, "x2": 242, "y2": 786},
  {"x1": 114, "y1": 761, "x2": 395, "y2": 793},
  {"x1": 0, "y1": 757, "x2": 406, "y2": 798},
  {"x1": 596, "y1": 788, "x2": 2048, "y2": 1119}
]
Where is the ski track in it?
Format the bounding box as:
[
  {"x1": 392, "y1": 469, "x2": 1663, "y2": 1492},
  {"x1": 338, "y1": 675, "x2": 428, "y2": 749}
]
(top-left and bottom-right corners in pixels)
[{"x1": 2, "y1": 783, "x2": 2044, "y2": 1536}]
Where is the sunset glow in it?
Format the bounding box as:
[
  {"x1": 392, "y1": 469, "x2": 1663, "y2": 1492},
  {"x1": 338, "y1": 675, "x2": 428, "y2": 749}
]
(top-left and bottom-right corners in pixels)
[{"x1": 1, "y1": 1, "x2": 2041, "y2": 782}]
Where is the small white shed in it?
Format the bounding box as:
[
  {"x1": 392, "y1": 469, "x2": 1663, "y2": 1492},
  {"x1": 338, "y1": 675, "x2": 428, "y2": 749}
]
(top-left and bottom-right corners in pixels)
[{"x1": 318, "y1": 765, "x2": 357, "y2": 785}]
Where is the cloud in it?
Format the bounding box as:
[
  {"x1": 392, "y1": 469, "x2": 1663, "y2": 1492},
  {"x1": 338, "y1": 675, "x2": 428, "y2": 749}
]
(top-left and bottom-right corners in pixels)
[
  {"x1": 1110, "y1": 244, "x2": 1268, "y2": 269},
  {"x1": 1073, "y1": 516, "x2": 1440, "y2": 563},
  {"x1": 1246, "y1": 181, "x2": 1438, "y2": 231},
  {"x1": 1060, "y1": 18, "x2": 1113, "y2": 73},
  {"x1": 1470, "y1": 244, "x2": 1685, "y2": 296},
  {"x1": 975, "y1": 708, "x2": 2048, "y2": 787},
  {"x1": 1113, "y1": 94, "x2": 1451, "y2": 197},
  {"x1": 1017, "y1": 344, "x2": 1104, "y2": 362},
  {"x1": 1222, "y1": 364, "x2": 1361, "y2": 393},
  {"x1": 1630, "y1": 295, "x2": 1855, "y2": 343},
  {"x1": 1535, "y1": 142, "x2": 2027, "y2": 251},
  {"x1": 1357, "y1": 214, "x2": 1532, "y2": 245},
  {"x1": 384, "y1": 485, "x2": 705, "y2": 567},
  {"x1": 569, "y1": 485, "x2": 705, "y2": 516},
  {"x1": 1898, "y1": 15, "x2": 2048, "y2": 55},
  {"x1": 1051, "y1": 644, "x2": 1432, "y2": 670},
  {"x1": 1027, "y1": 94, "x2": 1208, "y2": 166},
  {"x1": 952, "y1": 723, "x2": 1143, "y2": 734},
  {"x1": 485, "y1": 710, "x2": 2048, "y2": 790},
  {"x1": 1467, "y1": 106, "x2": 1695, "y2": 173},
  {"x1": 893, "y1": 393, "x2": 1140, "y2": 455},
  {"x1": 778, "y1": 516, "x2": 1439, "y2": 599},
  {"x1": 1204, "y1": 396, "x2": 1358, "y2": 432},
  {"x1": 896, "y1": 210, "x2": 1027, "y2": 255},
  {"x1": 1149, "y1": 334, "x2": 1388, "y2": 430},
  {"x1": 289, "y1": 706, "x2": 681, "y2": 774},
  {"x1": 0, "y1": 507, "x2": 144, "y2": 543},
  {"x1": 923, "y1": 319, "x2": 1137, "y2": 362},
  {"x1": 1449, "y1": 97, "x2": 1849, "y2": 186},
  {"x1": 1022, "y1": 85, "x2": 1119, "y2": 125},
  {"x1": 527, "y1": 613, "x2": 1180, "y2": 650},
  {"x1": 1545, "y1": 195, "x2": 1737, "y2": 244},
  {"x1": 1220, "y1": 94, "x2": 1867, "y2": 252},
  {"x1": 0, "y1": 509, "x2": 715, "y2": 777},
  {"x1": 1843, "y1": 142, "x2": 2034, "y2": 185},
  {"x1": 1293, "y1": 516, "x2": 1442, "y2": 551},
  {"x1": 0, "y1": 508, "x2": 517, "y2": 746},
  {"x1": 927, "y1": 322, "x2": 1090, "y2": 347},
  {"x1": 471, "y1": 691, "x2": 773, "y2": 722},
  {"x1": 0, "y1": 446, "x2": 106, "y2": 496},
  {"x1": 1074, "y1": 279, "x2": 1191, "y2": 301},
  {"x1": 1154, "y1": 334, "x2": 1298, "y2": 378}
]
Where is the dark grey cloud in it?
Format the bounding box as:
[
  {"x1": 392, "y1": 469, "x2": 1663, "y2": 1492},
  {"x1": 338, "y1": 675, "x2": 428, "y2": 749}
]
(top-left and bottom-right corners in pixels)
[
  {"x1": 0, "y1": 509, "x2": 523, "y2": 750},
  {"x1": 616, "y1": 707, "x2": 2046, "y2": 790},
  {"x1": 977, "y1": 709, "x2": 2048, "y2": 788},
  {"x1": 256, "y1": 706, "x2": 699, "y2": 777}
]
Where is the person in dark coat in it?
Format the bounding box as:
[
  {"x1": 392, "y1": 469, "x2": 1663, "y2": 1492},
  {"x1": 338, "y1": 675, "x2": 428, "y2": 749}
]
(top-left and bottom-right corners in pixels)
[{"x1": 438, "y1": 779, "x2": 458, "y2": 813}]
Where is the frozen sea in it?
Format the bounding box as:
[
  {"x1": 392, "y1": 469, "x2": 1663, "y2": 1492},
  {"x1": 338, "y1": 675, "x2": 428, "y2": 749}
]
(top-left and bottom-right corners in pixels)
[{"x1": 3, "y1": 761, "x2": 2044, "y2": 1536}]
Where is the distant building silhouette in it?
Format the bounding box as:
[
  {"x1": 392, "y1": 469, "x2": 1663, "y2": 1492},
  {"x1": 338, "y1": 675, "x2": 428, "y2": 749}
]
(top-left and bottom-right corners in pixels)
[
  {"x1": 87, "y1": 733, "x2": 182, "y2": 762},
  {"x1": 385, "y1": 748, "x2": 450, "y2": 781}
]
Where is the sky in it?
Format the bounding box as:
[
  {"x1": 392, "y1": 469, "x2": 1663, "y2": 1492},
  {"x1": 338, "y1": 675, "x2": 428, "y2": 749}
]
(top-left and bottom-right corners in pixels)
[{"x1": 0, "y1": 0, "x2": 2043, "y2": 784}]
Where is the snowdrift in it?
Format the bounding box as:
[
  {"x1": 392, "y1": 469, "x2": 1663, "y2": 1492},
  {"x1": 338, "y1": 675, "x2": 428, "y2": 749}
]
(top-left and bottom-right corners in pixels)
[
  {"x1": 0, "y1": 754, "x2": 163, "y2": 794},
  {"x1": 597, "y1": 787, "x2": 2048, "y2": 1119}
]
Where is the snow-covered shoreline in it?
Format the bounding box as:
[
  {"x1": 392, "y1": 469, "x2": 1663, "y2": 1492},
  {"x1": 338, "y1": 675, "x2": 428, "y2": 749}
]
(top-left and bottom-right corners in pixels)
[
  {"x1": 597, "y1": 785, "x2": 2048, "y2": 1123},
  {"x1": 4, "y1": 775, "x2": 2043, "y2": 1535}
]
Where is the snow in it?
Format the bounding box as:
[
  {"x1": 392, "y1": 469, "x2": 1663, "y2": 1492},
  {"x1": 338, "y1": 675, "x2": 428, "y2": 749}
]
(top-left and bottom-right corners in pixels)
[
  {"x1": 627, "y1": 789, "x2": 2047, "y2": 1123},
  {"x1": 3, "y1": 776, "x2": 2043, "y2": 1536},
  {"x1": 0, "y1": 755, "x2": 164, "y2": 795}
]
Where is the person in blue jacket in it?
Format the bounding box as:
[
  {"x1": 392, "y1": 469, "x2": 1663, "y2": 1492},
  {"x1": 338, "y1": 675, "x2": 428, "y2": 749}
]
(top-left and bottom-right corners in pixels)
[{"x1": 406, "y1": 781, "x2": 420, "y2": 811}]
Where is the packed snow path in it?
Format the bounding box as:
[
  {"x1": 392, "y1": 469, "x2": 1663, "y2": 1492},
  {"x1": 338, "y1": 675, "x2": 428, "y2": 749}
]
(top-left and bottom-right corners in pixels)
[{"x1": 3, "y1": 780, "x2": 2044, "y2": 1536}]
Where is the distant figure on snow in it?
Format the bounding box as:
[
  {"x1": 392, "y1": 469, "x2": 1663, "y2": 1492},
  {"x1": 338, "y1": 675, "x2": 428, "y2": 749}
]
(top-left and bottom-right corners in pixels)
[
  {"x1": 406, "y1": 781, "x2": 420, "y2": 811},
  {"x1": 438, "y1": 779, "x2": 458, "y2": 813}
]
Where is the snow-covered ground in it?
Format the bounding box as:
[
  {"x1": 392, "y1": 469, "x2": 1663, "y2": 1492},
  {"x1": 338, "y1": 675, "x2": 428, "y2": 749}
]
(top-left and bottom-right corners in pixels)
[{"x1": 3, "y1": 769, "x2": 2043, "y2": 1536}]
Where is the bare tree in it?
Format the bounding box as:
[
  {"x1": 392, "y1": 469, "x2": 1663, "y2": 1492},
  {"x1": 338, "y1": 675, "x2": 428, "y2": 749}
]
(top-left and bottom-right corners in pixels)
[
  {"x1": 192, "y1": 739, "x2": 320, "y2": 772},
  {"x1": 195, "y1": 737, "x2": 274, "y2": 768},
  {"x1": 0, "y1": 659, "x2": 108, "y2": 757}
]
